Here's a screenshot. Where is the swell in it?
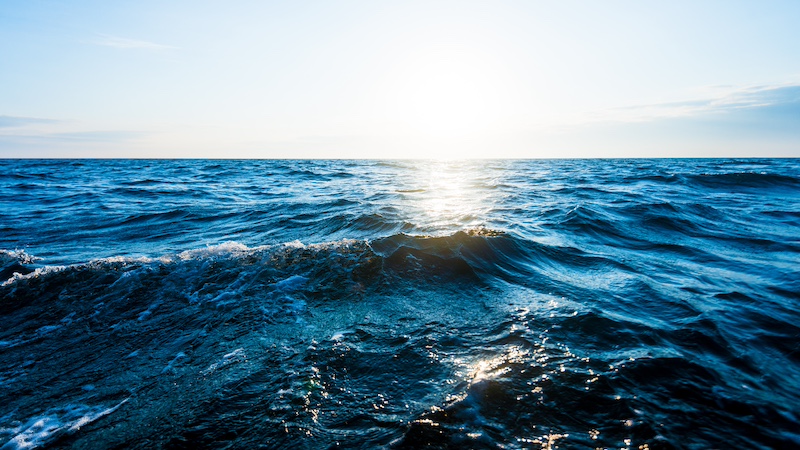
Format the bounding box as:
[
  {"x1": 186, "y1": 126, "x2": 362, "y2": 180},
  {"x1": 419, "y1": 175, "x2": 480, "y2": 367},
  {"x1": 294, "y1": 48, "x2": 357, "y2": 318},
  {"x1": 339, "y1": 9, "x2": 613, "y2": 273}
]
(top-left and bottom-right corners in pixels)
[
  {"x1": 5, "y1": 228, "x2": 796, "y2": 375},
  {"x1": 2, "y1": 227, "x2": 800, "y2": 448},
  {"x1": 0, "y1": 229, "x2": 642, "y2": 350},
  {"x1": 0, "y1": 250, "x2": 36, "y2": 281},
  {"x1": 684, "y1": 171, "x2": 800, "y2": 189},
  {"x1": 3, "y1": 221, "x2": 795, "y2": 312},
  {"x1": 1, "y1": 157, "x2": 799, "y2": 448},
  {"x1": 0, "y1": 231, "x2": 506, "y2": 312}
]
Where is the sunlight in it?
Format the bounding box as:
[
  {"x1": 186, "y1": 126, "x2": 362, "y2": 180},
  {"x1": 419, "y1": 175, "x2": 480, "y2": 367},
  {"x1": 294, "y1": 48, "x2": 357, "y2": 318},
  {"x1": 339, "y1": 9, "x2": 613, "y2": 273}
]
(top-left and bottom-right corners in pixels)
[
  {"x1": 409, "y1": 160, "x2": 489, "y2": 231},
  {"x1": 468, "y1": 346, "x2": 528, "y2": 383},
  {"x1": 393, "y1": 53, "x2": 502, "y2": 136},
  {"x1": 377, "y1": 42, "x2": 519, "y2": 159}
]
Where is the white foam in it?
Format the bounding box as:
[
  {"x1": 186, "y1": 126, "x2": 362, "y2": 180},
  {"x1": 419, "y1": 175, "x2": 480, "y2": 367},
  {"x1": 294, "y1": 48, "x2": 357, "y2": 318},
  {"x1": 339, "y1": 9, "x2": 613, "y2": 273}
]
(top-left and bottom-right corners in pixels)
[
  {"x1": 1, "y1": 253, "x2": 169, "y2": 287},
  {"x1": 2, "y1": 266, "x2": 66, "y2": 287},
  {"x1": 0, "y1": 399, "x2": 127, "y2": 450},
  {"x1": 310, "y1": 238, "x2": 361, "y2": 249},
  {"x1": 2, "y1": 238, "x2": 369, "y2": 288},
  {"x1": 177, "y1": 242, "x2": 253, "y2": 260},
  {"x1": 1, "y1": 416, "x2": 61, "y2": 449},
  {"x1": 180, "y1": 239, "x2": 309, "y2": 257},
  {"x1": 0, "y1": 249, "x2": 38, "y2": 265},
  {"x1": 96, "y1": 255, "x2": 157, "y2": 264},
  {"x1": 283, "y1": 240, "x2": 305, "y2": 249},
  {"x1": 330, "y1": 332, "x2": 346, "y2": 342}
]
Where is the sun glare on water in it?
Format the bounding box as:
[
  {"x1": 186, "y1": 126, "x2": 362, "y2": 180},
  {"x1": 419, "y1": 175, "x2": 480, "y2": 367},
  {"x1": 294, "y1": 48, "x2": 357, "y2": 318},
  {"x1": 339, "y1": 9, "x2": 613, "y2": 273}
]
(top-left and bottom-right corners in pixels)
[{"x1": 411, "y1": 160, "x2": 490, "y2": 231}]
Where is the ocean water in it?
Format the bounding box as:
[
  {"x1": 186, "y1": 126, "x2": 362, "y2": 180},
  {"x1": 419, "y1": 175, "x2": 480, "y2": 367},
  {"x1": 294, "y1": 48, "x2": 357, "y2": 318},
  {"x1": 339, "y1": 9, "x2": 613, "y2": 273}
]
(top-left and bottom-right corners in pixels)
[{"x1": 1, "y1": 158, "x2": 799, "y2": 449}]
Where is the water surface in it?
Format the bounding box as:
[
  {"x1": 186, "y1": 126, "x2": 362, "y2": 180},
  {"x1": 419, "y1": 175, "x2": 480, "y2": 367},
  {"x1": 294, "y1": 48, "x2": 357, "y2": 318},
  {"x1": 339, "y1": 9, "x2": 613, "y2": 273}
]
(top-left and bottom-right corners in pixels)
[{"x1": 1, "y1": 159, "x2": 799, "y2": 449}]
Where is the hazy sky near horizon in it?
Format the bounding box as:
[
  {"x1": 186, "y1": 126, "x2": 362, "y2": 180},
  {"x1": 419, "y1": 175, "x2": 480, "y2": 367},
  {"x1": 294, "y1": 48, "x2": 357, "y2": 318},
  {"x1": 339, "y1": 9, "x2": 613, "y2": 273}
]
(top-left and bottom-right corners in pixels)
[{"x1": 1, "y1": 0, "x2": 799, "y2": 158}]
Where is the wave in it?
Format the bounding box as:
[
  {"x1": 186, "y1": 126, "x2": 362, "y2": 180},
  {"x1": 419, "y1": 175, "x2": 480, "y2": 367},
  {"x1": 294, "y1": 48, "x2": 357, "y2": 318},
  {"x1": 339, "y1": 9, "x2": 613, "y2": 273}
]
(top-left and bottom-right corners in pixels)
[
  {"x1": 0, "y1": 227, "x2": 685, "y2": 313},
  {"x1": 2, "y1": 225, "x2": 800, "y2": 448},
  {"x1": 1, "y1": 400, "x2": 129, "y2": 450},
  {"x1": 2, "y1": 157, "x2": 799, "y2": 448},
  {"x1": 0, "y1": 250, "x2": 36, "y2": 281},
  {"x1": 685, "y1": 171, "x2": 800, "y2": 189},
  {"x1": 3, "y1": 230, "x2": 612, "y2": 328},
  {"x1": 0, "y1": 230, "x2": 508, "y2": 297}
]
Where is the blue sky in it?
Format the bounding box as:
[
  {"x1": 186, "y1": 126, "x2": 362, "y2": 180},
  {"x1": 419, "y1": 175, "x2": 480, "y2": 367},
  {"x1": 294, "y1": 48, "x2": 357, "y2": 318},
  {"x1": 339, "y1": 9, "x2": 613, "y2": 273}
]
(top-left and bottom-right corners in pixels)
[{"x1": 1, "y1": 0, "x2": 799, "y2": 158}]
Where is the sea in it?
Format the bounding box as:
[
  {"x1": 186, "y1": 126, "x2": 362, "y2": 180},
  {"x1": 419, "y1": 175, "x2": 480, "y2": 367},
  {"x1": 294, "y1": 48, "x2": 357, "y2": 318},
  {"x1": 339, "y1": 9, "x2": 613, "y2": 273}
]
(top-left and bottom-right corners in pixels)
[{"x1": 1, "y1": 158, "x2": 799, "y2": 449}]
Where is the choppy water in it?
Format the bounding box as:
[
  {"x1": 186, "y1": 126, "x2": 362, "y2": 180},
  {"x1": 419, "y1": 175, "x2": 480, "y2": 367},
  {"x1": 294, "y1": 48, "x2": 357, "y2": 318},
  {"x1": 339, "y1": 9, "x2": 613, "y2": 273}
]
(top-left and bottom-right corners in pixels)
[{"x1": 1, "y1": 159, "x2": 799, "y2": 449}]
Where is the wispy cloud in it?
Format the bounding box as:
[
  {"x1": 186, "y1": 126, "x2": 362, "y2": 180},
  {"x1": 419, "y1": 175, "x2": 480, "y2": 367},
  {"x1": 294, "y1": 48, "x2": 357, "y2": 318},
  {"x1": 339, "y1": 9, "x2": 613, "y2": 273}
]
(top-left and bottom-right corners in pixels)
[
  {"x1": 0, "y1": 114, "x2": 149, "y2": 157},
  {"x1": 89, "y1": 34, "x2": 178, "y2": 50},
  {"x1": 526, "y1": 82, "x2": 800, "y2": 158},
  {"x1": 0, "y1": 128, "x2": 150, "y2": 157},
  {"x1": 45, "y1": 130, "x2": 147, "y2": 142},
  {"x1": 591, "y1": 83, "x2": 800, "y2": 124},
  {"x1": 0, "y1": 115, "x2": 61, "y2": 129}
]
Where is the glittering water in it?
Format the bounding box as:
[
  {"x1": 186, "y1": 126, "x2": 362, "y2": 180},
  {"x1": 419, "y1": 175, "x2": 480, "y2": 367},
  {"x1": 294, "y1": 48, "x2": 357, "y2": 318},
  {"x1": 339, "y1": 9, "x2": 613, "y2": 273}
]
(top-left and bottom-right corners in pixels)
[{"x1": 1, "y1": 159, "x2": 799, "y2": 449}]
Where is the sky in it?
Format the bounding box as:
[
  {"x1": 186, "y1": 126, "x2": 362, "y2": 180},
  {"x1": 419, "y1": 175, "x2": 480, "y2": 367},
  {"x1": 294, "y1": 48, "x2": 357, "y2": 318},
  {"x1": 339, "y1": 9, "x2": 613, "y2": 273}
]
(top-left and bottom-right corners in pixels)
[{"x1": 1, "y1": 0, "x2": 799, "y2": 159}]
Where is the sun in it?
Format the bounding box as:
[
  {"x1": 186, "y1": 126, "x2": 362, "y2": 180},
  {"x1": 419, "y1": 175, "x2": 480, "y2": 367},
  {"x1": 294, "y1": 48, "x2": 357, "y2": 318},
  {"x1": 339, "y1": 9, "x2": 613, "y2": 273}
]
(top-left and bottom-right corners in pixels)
[
  {"x1": 394, "y1": 54, "x2": 501, "y2": 136},
  {"x1": 373, "y1": 44, "x2": 517, "y2": 158}
]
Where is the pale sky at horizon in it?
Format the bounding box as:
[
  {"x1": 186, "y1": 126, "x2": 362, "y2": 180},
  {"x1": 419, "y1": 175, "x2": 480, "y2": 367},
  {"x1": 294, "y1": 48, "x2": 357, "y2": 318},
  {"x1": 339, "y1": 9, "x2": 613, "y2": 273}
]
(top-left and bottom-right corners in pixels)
[{"x1": 1, "y1": 0, "x2": 799, "y2": 158}]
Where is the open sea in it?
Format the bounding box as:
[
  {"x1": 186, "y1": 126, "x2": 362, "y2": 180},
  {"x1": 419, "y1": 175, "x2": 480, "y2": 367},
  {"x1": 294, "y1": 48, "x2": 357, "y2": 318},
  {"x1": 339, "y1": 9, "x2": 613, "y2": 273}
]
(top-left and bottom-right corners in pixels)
[{"x1": 1, "y1": 158, "x2": 799, "y2": 449}]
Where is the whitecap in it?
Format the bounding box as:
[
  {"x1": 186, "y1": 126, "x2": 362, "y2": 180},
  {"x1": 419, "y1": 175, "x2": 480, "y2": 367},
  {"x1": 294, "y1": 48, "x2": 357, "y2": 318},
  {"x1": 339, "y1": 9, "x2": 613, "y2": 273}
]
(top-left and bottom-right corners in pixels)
[{"x1": 0, "y1": 399, "x2": 128, "y2": 450}]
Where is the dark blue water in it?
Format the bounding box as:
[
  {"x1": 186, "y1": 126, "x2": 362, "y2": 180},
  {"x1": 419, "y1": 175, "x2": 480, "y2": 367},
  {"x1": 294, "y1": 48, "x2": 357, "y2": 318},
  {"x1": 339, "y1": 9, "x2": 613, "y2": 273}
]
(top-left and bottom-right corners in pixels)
[{"x1": 1, "y1": 159, "x2": 799, "y2": 449}]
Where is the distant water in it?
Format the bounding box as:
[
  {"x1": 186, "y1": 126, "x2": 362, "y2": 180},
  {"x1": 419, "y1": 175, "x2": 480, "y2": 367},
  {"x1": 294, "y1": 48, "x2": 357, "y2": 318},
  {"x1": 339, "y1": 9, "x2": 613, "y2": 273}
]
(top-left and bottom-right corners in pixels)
[{"x1": 1, "y1": 159, "x2": 799, "y2": 449}]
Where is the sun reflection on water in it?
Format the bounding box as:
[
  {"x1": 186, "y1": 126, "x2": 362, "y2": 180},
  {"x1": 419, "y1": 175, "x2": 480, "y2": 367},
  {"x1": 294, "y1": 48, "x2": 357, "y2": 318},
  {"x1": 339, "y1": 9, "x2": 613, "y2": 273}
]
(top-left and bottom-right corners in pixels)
[
  {"x1": 468, "y1": 346, "x2": 528, "y2": 383},
  {"x1": 405, "y1": 160, "x2": 494, "y2": 233}
]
